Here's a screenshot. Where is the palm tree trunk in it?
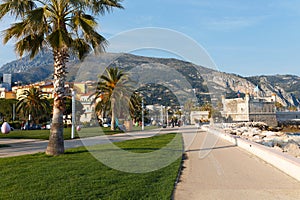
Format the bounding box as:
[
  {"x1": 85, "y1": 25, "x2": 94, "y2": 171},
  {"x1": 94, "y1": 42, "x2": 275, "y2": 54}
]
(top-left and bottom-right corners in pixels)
[
  {"x1": 46, "y1": 49, "x2": 68, "y2": 155},
  {"x1": 111, "y1": 98, "x2": 116, "y2": 130}
]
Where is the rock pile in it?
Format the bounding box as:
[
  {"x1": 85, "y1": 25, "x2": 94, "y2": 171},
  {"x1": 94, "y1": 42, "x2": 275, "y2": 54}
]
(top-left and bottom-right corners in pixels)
[{"x1": 223, "y1": 122, "x2": 300, "y2": 158}]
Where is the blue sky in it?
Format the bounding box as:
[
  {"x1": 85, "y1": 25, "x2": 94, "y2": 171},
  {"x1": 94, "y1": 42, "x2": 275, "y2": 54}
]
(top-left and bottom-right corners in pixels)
[{"x1": 0, "y1": 0, "x2": 300, "y2": 76}]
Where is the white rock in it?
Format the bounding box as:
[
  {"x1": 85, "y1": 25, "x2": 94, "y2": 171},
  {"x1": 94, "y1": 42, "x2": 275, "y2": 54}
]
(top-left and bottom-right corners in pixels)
[
  {"x1": 253, "y1": 135, "x2": 260, "y2": 140},
  {"x1": 262, "y1": 138, "x2": 274, "y2": 147},
  {"x1": 273, "y1": 145, "x2": 283, "y2": 152},
  {"x1": 262, "y1": 131, "x2": 277, "y2": 137},
  {"x1": 283, "y1": 141, "x2": 300, "y2": 157},
  {"x1": 251, "y1": 128, "x2": 262, "y2": 134}
]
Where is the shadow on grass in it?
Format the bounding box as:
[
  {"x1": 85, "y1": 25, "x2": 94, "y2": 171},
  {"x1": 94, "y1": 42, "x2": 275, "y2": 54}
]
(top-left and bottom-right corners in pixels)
[
  {"x1": 0, "y1": 144, "x2": 10, "y2": 148},
  {"x1": 64, "y1": 149, "x2": 89, "y2": 155},
  {"x1": 119, "y1": 147, "x2": 162, "y2": 152}
]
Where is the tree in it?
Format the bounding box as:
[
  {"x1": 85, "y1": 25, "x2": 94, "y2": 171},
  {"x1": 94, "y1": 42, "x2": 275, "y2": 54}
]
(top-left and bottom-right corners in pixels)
[
  {"x1": 0, "y1": 99, "x2": 18, "y2": 122},
  {"x1": 199, "y1": 103, "x2": 212, "y2": 111},
  {"x1": 16, "y1": 87, "x2": 50, "y2": 123},
  {"x1": 93, "y1": 67, "x2": 135, "y2": 130},
  {"x1": 0, "y1": 0, "x2": 123, "y2": 155}
]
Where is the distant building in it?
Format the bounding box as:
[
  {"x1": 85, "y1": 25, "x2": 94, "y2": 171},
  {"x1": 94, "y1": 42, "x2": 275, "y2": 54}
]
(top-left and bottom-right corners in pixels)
[
  {"x1": 12, "y1": 81, "x2": 72, "y2": 100},
  {"x1": 74, "y1": 82, "x2": 87, "y2": 94},
  {"x1": 79, "y1": 93, "x2": 96, "y2": 123},
  {"x1": 0, "y1": 87, "x2": 16, "y2": 99},
  {"x1": 146, "y1": 105, "x2": 164, "y2": 124},
  {"x1": 222, "y1": 94, "x2": 278, "y2": 126},
  {"x1": 40, "y1": 82, "x2": 54, "y2": 98},
  {"x1": 5, "y1": 91, "x2": 16, "y2": 99},
  {"x1": 3, "y1": 74, "x2": 12, "y2": 91},
  {"x1": 0, "y1": 88, "x2": 5, "y2": 98}
]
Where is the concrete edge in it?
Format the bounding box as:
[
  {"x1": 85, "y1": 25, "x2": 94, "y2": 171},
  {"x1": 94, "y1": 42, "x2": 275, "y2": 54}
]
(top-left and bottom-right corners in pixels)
[{"x1": 201, "y1": 126, "x2": 300, "y2": 182}]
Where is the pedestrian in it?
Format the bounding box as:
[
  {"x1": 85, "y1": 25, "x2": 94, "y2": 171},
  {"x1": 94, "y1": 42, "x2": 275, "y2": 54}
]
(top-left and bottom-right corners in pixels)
[{"x1": 171, "y1": 118, "x2": 175, "y2": 128}]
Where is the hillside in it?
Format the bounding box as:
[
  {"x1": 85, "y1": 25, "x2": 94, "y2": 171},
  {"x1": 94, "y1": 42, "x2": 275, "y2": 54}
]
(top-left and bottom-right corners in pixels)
[
  {"x1": 0, "y1": 52, "x2": 299, "y2": 107},
  {"x1": 246, "y1": 75, "x2": 300, "y2": 106},
  {"x1": 0, "y1": 50, "x2": 78, "y2": 84}
]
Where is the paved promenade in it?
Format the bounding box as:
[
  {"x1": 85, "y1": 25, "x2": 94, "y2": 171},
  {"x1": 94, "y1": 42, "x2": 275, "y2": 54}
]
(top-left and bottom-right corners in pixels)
[
  {"x1": 174, "y1": 128, "x2": 300, "y2": 200},
  {"x1": 0, "y1": 128, "x2": 179, "y2": 158}
]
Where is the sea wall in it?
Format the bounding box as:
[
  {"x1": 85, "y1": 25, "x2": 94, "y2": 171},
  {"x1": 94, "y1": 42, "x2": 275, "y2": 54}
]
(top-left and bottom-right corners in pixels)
[
  {"x1": 277, "y1": 112, "x2": 300, "y2": 125},
  {"x1": 249, "y1": 113, "x2": 278, "y2": 127}
]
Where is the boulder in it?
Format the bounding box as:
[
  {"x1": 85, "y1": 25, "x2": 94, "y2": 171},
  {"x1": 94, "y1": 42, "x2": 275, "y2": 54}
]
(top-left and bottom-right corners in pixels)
[
  {"x1": 283, "y1": 141, "x2": 300, "y2": 157},
  {"x1": 273, "y1": 145, "x2": 283, "y2": 152},
  {"x1": 261, "y1": 131, "x2": 277, "y2": 137},
  {"x1": 262, "y1": 138, "x2": 274, "y2": 147},
  {"x1": 242, "y1": 131, "x2": 254, "y2": 137},
  {"x1": 251, "y1": 128, "x2": 262, "y2": 134}
]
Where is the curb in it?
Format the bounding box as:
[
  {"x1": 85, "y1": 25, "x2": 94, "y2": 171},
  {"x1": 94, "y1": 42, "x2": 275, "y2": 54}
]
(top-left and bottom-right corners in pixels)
[{"x1": 202, "y1": 126, "x2": 300, "y2": 182}]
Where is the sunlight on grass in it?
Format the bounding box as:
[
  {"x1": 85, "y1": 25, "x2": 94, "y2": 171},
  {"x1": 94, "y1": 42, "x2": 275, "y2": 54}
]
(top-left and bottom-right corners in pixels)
[{"x1": 0, "y1": 133, "x2": 183, "y2": 200}]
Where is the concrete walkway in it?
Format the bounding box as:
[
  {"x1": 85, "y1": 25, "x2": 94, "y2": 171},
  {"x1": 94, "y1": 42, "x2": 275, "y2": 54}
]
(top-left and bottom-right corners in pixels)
[
  {"x1": 0, "y1": 127, "x2": 180, "y2": 158},
  {"x1": 174, "y1": 129, "x2": 300, "y2": 200}
]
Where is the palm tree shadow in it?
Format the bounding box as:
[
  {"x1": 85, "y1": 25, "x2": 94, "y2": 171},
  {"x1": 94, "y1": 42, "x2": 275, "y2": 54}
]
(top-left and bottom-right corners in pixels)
[
  {"x1": 186, "y1": 144, "x2": 236, "y2": 152},
  {"x1": 65, "y1": 149, "x2": 89, "y2": 155}
]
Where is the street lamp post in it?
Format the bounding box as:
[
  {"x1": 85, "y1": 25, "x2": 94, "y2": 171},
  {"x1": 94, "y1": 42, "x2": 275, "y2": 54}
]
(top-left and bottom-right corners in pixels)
[
  {"x1": 142, "y1": 98, "x2": 144, "y2": 131},
  {"x1": 12, "y1": 104, "x2": 15, "y2": 121},
  {"x1": 166, "y1": 108, "x2": 169, "y2": 127},
  {"x1": 71, "y1": 90, "x2": 76, "y2": 139},
  {"x1": 161, "y1": 105, "x2": 163, "y2": 126}
]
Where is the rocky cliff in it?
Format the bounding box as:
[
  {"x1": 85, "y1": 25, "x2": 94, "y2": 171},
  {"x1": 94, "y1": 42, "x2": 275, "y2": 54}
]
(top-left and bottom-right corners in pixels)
[{"x1": 0, "y1": 52, "x2": 299, "y2": 107}]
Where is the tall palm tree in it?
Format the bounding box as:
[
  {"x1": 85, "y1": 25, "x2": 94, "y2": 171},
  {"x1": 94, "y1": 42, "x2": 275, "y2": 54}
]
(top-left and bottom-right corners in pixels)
[
  {"x1": 93, "y1": 67, "x2": 136, "y2": 130},
  {"x1": 0, "y1": 0, "x2": 123, "y2": 155},
  {"x1": 17, "y1": 87, "x2": 50, "y2": 123}
]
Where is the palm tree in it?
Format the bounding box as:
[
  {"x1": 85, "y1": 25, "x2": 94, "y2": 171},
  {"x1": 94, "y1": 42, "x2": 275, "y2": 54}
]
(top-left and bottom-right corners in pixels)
[
  {"x1": 0, "y1": 0, "x2": 123, "y2": 155},
  {"x1": 17, "y1": 87, "x2": 50, "y2": 123},
  {"x1": 93, "y1": 67, "x2": 136, "y2": 130}
]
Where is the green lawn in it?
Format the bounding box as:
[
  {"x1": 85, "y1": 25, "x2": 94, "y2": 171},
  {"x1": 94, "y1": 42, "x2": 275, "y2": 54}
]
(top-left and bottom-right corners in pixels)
[
  {"x1": 0, "y1": 126, "x2": 158, "y2": 140},
  {"x1": 0, "y1": 129, "x2": 72, "y2": 140},
  {"x1": 0, "y1": 127, "x2": 123, "y2": 140},
  {"x1": 0, "y1": 133, "x2": 182, "y2": 200}
]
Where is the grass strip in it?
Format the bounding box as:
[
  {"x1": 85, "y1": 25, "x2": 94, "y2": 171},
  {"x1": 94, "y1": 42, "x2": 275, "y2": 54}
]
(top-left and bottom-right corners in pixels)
[{"x1": 0, "y1": 133, "x2": 182, "y2": 200}]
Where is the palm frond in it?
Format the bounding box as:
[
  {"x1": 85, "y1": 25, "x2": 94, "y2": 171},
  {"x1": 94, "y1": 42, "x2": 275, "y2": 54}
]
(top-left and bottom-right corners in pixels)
[
  {"x1": 87, "y1": 0, "x2": 124, "y2": 15},
  {"x1": 26, "y1": 7, "x2": 49, "y2": 33},
  {"x1": 71, "y1": 38, "x2": 91, "y2": 59},
  {"x1": 1, "y1": 0, "x2": 122, "y2": 61},
  {"x1": 15, "y1": 33, "x2": 44, "y2": 58},
  {"x1": 47, "y1": 29, "x2": 73, "y2": 49},
  {"x1": 2, "y1": 21, "x2": 28, "y2": 44},
  {"x1": 0, "y1": 0, "x2": 36, "y2": 20}
]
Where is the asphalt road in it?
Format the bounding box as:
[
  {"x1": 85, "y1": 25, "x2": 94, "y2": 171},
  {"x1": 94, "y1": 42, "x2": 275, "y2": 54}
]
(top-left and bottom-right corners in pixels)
[{"x1": 0, "y1": 127, "x2": 183, "y2": 158}]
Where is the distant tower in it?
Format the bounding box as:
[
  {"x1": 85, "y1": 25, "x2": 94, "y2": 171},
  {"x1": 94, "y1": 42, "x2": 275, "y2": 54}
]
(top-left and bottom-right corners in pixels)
[{"x1": 3, "y1": 74, "x2": 12, "y2": 91}]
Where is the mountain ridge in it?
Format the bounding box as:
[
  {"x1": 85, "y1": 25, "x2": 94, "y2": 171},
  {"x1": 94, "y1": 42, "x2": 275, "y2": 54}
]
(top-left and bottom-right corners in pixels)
[{"x1": 0, "y1": 52, "x2": 299, "y2": 107}]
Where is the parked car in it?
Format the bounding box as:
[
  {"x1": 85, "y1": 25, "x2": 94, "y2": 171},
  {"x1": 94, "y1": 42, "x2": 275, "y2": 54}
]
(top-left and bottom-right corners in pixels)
[{"x1": 22, "y1": 123, "x2": 42, "y2": 130}]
